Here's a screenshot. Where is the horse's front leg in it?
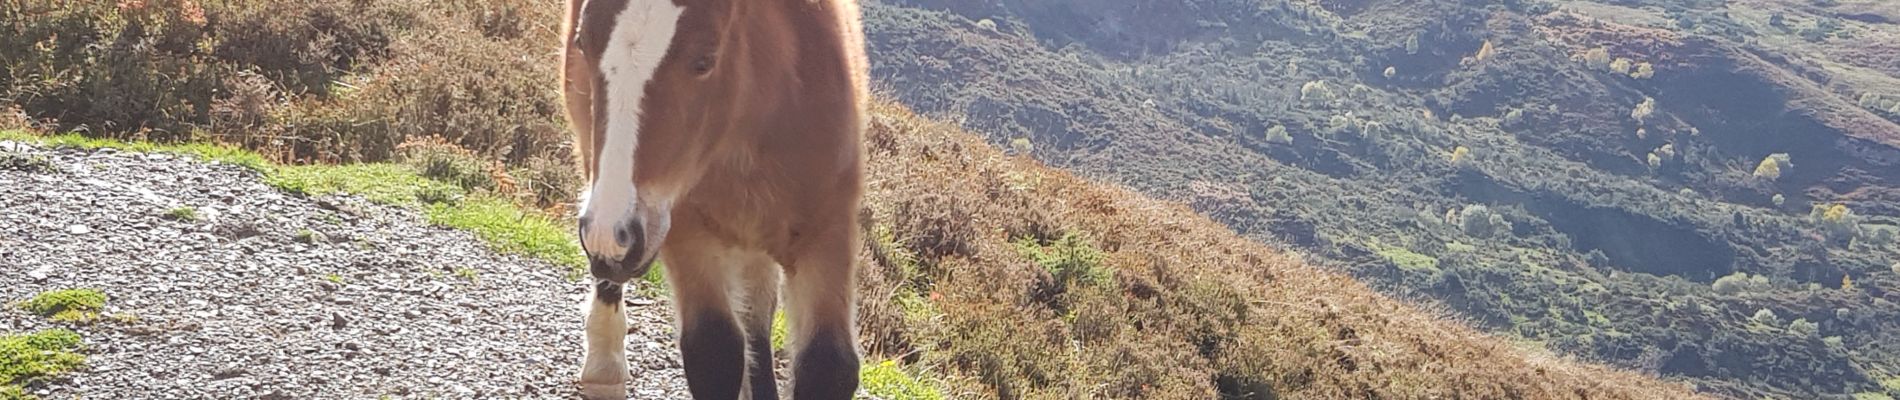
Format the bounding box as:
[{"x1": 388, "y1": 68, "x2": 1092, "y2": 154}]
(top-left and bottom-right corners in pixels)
[{"x1": 580, "y1": 279, "x2": 630, "y2": 400}]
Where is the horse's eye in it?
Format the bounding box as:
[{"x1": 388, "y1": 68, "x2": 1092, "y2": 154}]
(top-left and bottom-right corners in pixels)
[{"x1": 691, "y1": 55, "x2": 716, "y2": 74}]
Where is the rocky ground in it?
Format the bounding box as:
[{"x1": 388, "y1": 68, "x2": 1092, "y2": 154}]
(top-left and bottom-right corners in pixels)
[{"x1": 0, "y1": 141, "x2": 691, "y2": 399}]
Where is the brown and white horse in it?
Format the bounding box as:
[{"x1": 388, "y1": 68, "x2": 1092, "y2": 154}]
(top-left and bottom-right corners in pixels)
[{"x1": 559, "y1": 0, "x2": 868, "y2": 398}]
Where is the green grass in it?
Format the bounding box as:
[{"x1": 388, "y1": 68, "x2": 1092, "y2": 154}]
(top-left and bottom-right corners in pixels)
[
  {"x1": 1375, "y1": 244, "x2": 1441, "y2": 274},
  {"x1": 1013, "y1": 232, "x2": 1111, "y2": 289},
  {"x1": 164, "y1": 206, "x2": 199, "y2": 222},
  {"x1": 426, "y1": 196, "x2": 585, "y2": 272},
  {"x1": 1, "y1": 130, "x2": 585, "y2": 278},
  {"x1": 860, "y1": 359, "x2": 946, "y2": 400},
  {"x1": 16, "y1": 289, "x2": 105, "y2": 323},
  {"x1": 0, "y1": 329, "x2": 86, "y2": 398},
  {"x1": 0, "y1": 131, "x2": 268, "y2": 172},
  {"x1": 268, "y1": 163, "x2": 464, "y2": 205},
  {"x1": 294, "y1": 229, "x2": 324, "y2": 244}
]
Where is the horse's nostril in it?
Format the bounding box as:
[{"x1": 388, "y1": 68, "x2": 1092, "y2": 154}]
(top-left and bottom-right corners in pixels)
[{"x1": 613, "y1": 225, "x2": 630, "y2": 247}]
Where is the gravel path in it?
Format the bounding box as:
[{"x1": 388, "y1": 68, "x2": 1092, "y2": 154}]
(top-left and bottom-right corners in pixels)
[{"x1": 0, "y1": 141, "x2": 691, "y2": 399}]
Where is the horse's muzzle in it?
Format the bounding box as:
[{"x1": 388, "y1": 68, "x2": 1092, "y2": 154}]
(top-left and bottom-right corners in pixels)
[{"x1": 580, "y1": 215, "x2": 655, "y2": 283}]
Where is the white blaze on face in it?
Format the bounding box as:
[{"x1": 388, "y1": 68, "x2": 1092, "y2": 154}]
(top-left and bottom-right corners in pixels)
[{"x1": 578, "y1": 0, "x2": 684, "y2": 260}]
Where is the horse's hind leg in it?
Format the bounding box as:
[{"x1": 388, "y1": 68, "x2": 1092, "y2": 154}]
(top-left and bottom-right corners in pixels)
[{"x1": 784, "y1": 225, "x2": 861, "y2": 400}]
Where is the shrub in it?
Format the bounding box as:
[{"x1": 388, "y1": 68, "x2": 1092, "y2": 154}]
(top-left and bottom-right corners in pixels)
[
  {"x1": 1631, "y1": 97, "x2": 1656, "y2": 124},
  {"x1": 1016, "y1": 232, "x2": 1112, "y2": 294},
  {"x1": 1772, "y1": 194, "x2": 1786, "y2": 206},
  {"x1": 1748, "y1": 308, "x2": 1781, "y2": 328},
  {"x1": 1816, "y1": 204, "x2": 1860, "y2": 241},
  {"x1": 1754, "y1": 156, "x2": 1783, "y2": 181},
  {"x1": 1788, "y1": 318, "x2": 1819, "y2": 338},
  {"x1": 1458, "y1": 205, "x2": 1510, "y2": 238},
  {"x1": 1474, "y1": 40, "x2": 1496, "y2": 62},
  {"x1": 17, "y1": 289, "x2": 106, "y2": 323},
  {"x1": 1712, "y1": 272, "x2": 1770, "y2": 295},
  {"x1": 0, "y1": 0, "x2": 571, "y2": 174},
  {"x1": 1631, "y1": 62, "x2": 1655, "y2": 79},
  {"x1": 1262, "y1": 125, "x2": 1291, "y2": 144},
  {"x1": 0, "y1": 329, "x2": 86, "y2": 393},
  {"x1": 0, "y1": 0, "x2": 412, "y2": 139},
  {"x1": 1610, "y1": 58, "x2": 1633, "y2": 75},
  {"x1": 1582, "y1": 47, "x2": 1612, "y2": 69},
  {"x1": 1865, "y1": 225, "x2": 1897, "y2": 246},
  {"x1": 1300, "y1": 80, "x2": 1333, "y2": 103},
  {"x1": 397, "y1": 135, "x2": 499, "y2": 192},
  {"x1": 1327, "y1": 115, "x2": 1353, "y2": 135},
  {"x1": 1009, "y1": 137, "x2": 1034, "y2": 155}
]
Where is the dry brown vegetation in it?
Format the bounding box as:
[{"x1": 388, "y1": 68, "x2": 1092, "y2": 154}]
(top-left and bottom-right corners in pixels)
[{"x1": 854, "y1": 101, "x2": 1705, "y2": 399}]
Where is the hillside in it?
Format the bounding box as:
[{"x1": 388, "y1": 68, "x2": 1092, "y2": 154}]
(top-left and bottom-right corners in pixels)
[
  {"x1": 859, "y1": 0, "x2": 1900, "y2": 398},
  {"x1": 0, "y1": 0, "x2": 1882, "y2": 397},
  {"x1": 2, "y1": 108, "x2": 1705, "y2": 398},
  {"x1": 854, "y1": 102, "x2": 1703, "y2": 398}
]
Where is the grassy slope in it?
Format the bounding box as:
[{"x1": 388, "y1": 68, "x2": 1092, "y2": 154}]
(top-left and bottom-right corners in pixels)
[
  {"x1": 861, "y1": 0, "x2": 1900, "y2": 396},
  {"x1": 6, "y1": 98, "x2": 1704, "y2": 397},
  {"x1": 857, "y1": 102, "x2": 1701, "y2": 398}
]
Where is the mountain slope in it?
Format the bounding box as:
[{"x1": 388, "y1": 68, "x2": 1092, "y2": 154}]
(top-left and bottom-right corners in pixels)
[
  {"x1": 855, "y1": 102, "x2": 1702, "y2": 398},
  {"x1": 859, "y1": 0, "x2": 1900, "y2": 397}
]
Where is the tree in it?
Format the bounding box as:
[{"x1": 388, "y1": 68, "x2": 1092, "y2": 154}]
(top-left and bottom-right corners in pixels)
[
  {"x1": 1300, "y1": 80, "x2": 1333, "y2": 102},
  {"x1": 1263, "y1": 125, "x2": 1292, "y2": 144},
  {"x1": 1788, "y1": 319, "x2": 1819, "y2": 338},
  {"x1": 1449, "y1": 146, "x2": 1471, "y2": 166},
  {"x1": 1458, "y1": 205, "x2": 1510, "y2": 238},
  {"x1": 1010, "y1": 137, "x2": 1034, "y2": 155},
  {"x1": 1631, "y1": 62, "x2": 1655, "y2": 79},
  {"x1": 1475, "y1": 40, "x2": 1497, "y2": 62},
  {"x1": 1582, "y1": 47, "x2": 1611, "y2": 69},
  {"x1": 1631, "y1": 97, "x2": 1657, "y2": 124},
  {"x1": 1647, "y1": 153, "x2": 1662, "y2": 169},
  {"x1": 1611, "y1": 58, "x2": 1634, "y2": 75},
  {"x1": 1772, "y1": 194, "x2": 1786, "y2": 206},
  {"x1": 1754, "y1": 156, "x2": 1782, "y2": 181},
  {"x1": 1749, "y1": 309, "x2": 1781, "y2": 328},
  {"x1": 1713, "y1": 272, "x2": 1770, "y2": 295}
]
